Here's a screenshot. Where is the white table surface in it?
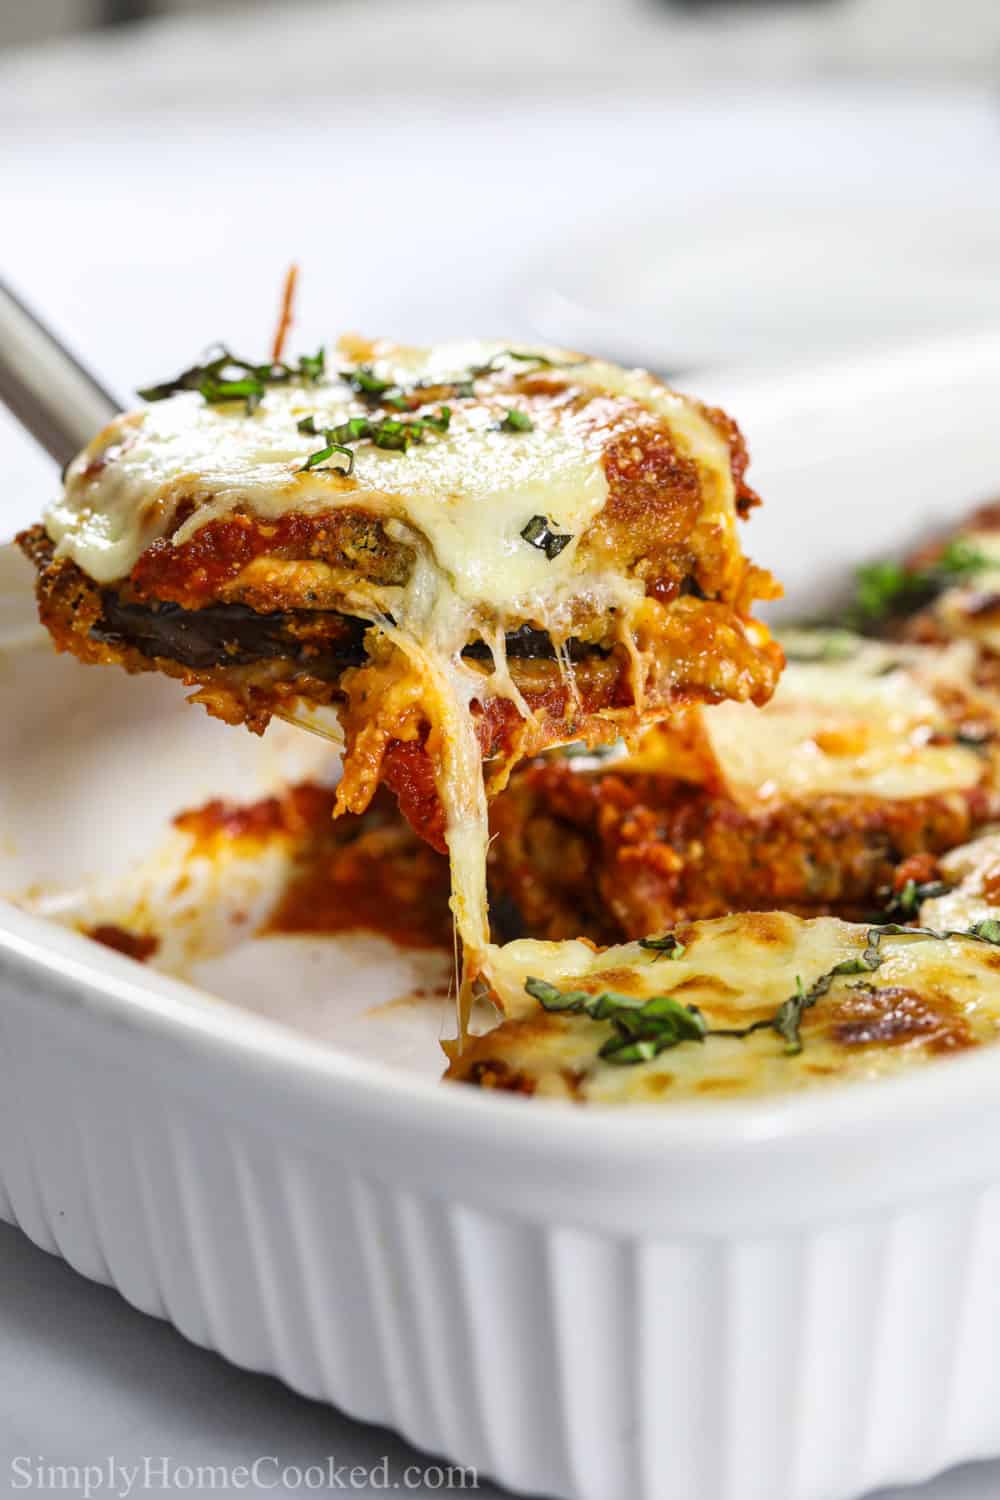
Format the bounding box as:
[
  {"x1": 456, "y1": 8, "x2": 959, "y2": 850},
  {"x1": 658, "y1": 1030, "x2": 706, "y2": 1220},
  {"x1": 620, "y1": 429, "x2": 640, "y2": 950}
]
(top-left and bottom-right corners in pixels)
[{"x1": 4, "y1": 6, "x2": 1000, "y2": 1495}]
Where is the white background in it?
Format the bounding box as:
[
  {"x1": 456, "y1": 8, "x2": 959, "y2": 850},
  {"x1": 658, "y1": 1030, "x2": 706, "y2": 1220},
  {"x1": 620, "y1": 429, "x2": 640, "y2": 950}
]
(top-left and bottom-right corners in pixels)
[{"x1": 5, "y1": 4, "x2": 1000, "y2": 1495}]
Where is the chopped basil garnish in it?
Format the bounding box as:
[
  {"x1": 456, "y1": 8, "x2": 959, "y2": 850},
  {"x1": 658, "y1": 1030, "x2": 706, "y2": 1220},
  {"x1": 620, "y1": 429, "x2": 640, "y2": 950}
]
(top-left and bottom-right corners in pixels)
[
  {"x1": 370, "y1": 417, "x2": 408, "y2": 451},
  {"x1": 770, "y1": 949, "x2": 882, "y2": 1056},
  {"x1": 199, "y1": 375, "x2": 267, "y2": 415},
  {"x1": 139, "y1": 345, "x2": 325, "y2": 415},
  {"x1": 882, "y1": 878, "x2": 949, "y2": 922},
  {"x1": 141, "y1": 342, "x2": 579, "y2": 422},
  {"x1": 498, "y1": 408, "x2": 534, "y2": 433},
  {"x1": 524, "y1": 977, "x2": 588, "y2": 1013},
  {"x1": 525, "y1": 976, "x2": 707, "y2": 1065},
  {"x1": 520, "y1": 514, "x2": 572, "y2": 560},
  {"x1": 638, "y1": 934, "x2": 686, "y2": 961},
  {"x1": 298, "y1": 434, "x2": 355, "y2": 476},
  {"x1": 332, "y1": 347, "x2": 580, "y2": 422},
  {"x1": 710, "y1": 944, "x2": 886, "y2": 1057},
  {"x1": 297, "y1": 348, "x2": 326, "y2": 383},
  {"x1": 469, "y1": 349, "x2": 562, "y2": 379},
  {"x1": 770, "y1": 977, "x2": 809, "y2": 1056},
  {"x1": 956, "y1": 725, "x2": 995, "y2": 751},
  {"x1": 339, "y1": 365, "x2": 397, "y2": 402},
  {"x1": 848, "y1": 539, "x2": 987, "y2": 630},
  {"x1": 297, "y1": 406, "x2": 451, "y2": 473},
  {"x1": 526, "y1": 920, "x2": 1000, "y2": 1067},
  {"x1": 421, "y1": 407, "x2": 452, "y2": 433}
]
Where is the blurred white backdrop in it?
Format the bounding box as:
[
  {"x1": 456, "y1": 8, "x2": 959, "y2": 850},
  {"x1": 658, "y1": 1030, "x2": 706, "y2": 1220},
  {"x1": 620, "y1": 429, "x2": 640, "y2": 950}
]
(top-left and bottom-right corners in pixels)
[
  {"x1": 4, "y1": 0, "x2": 1000, "y2": 531},
  {"x1": 6, "y1": 0, "x2": 1000, "y2": 77}
]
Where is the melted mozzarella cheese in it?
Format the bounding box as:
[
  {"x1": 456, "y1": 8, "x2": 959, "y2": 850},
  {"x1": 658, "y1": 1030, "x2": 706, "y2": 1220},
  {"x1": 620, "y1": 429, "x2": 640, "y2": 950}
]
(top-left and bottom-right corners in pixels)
[
  {"x1": 631, "y1": 634, "x2": 987, "y2": 803},
  {"x1": 467, "y1": 913, "x2": 1000, "y2": 1102},
  {"x1": 46, "y1": 340, "x2": 730, "y2": 613},
  {"x1": 47, "y1": 385, "x2": 608, "y2": 603}
]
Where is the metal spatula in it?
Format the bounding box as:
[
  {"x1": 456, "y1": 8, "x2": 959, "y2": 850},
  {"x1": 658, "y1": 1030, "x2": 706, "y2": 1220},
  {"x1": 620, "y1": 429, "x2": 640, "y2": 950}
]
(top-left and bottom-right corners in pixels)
[{"x1": 0, "y1": 278, "x2": 121, "y2": 471}]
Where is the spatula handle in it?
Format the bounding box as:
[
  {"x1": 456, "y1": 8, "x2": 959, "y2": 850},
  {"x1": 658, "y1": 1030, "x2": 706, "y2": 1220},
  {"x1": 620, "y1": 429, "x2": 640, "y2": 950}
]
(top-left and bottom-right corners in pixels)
[{"x1": 0, "y1": 279, "x2": 121, "y2": 470}]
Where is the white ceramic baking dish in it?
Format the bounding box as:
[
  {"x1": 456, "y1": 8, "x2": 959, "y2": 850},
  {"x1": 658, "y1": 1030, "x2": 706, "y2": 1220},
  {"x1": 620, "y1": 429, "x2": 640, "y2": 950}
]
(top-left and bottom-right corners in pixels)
[{"x1": 3, "y1": 330, "x2": 1000, "y2": 1500}]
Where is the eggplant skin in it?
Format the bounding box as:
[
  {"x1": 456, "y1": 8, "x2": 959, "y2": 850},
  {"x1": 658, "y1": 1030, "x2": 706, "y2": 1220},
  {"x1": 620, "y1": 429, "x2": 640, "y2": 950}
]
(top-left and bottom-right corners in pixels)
[
  {"x1": 16, "y1": 523, "x2": 782, "y2": 752},
  {"x1": 18, "y1": 524, "x2": 610, "y2": 677},
  {"x1": 93, "y1": 594, "x2": 607, "y2": 674},
  {"x1": 92, "y1": 591, "x2": 370, "y2": 673}
]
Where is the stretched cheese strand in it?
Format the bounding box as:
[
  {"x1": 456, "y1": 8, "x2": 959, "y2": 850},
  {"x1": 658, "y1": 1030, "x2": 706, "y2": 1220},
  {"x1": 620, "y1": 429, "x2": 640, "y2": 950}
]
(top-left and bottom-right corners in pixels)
[{"x1": 377, "y1": 627, "x2": 492, "y2": 949}]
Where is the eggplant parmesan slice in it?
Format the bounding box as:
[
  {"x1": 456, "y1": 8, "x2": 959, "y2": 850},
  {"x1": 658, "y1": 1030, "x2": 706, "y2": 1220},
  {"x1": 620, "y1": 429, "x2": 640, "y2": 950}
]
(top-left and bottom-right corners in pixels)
[
  {"x1": 487, "y1": 633, "x2": 1000, "y2": 941},
  {"x1": 448, "y1": 913, "x2": 1000, "y2": 1102},
  {"x1": 19, "y1": 337, "x2": 780, "y2": 978}
]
